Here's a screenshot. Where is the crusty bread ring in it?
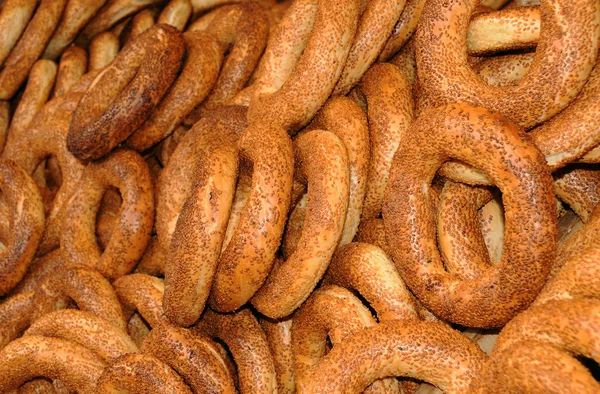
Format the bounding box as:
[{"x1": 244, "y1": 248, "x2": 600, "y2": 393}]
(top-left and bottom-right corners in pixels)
[
  {"x1": 553, "y1": 166, "x2": 600, "y2": 222},
  {"x1": 383, "y1": 103, "x2": 557, "y2": 327},
  {"x1": 24, "y1": 309, "x2": 139, "y2": 363},
  {"x1": 416, "y1": 0, "x2": 600, "y2": 128},
  {"x1": 304, "y1": 319, "x2": 487, "y2": 394},
  {"x1": 126, "y1": 31, "x2": 223, "y2": 152},
  {"x1": 32, "y1": 265, "x2": 127, "y2": 330},
  {"x1": 470, "y1": 299, "x2": 600, "y2": 393},
  {"x1": 249, "y1": 129, "x2": 349, "y2": 318},
  {"x1": 96, "y1": 353, "x2": 192, "y2": 394},
  {"x1": 358, "y1": 62, "x2": 413, "y2": 219},
  {"x1": 0, "y1": 0, "x2": 67, "y2": 100},
  {"x1": 61, "y1": 149, "x2": 154, "y2": 279},
  {"x1": 43, "y1": 0, "x2": 109, "y2": 60},
  {"x1": 306, "y1": 96, "x2": 369, "y2": 245},
  {"x1": 163, "y1": 125, "x2": 238, "y2": 326},
  {"x1": 0, "y1": 292, "x2": 34, "y2": 350},
  {"x1": 259, "y1": 317, "x2": 295, "y2": 394},
  {"x1": 52, "y1": 47, "x2": 88, "y2": 99},
  {"x1": 119, "y1": 7, "x2": 159, "y2": 46},
  {"x1": 67, "y1": 24, "x2": 185, "y2": 161},
  {"x1": 247, "y1": 0, "x2": 361, "y2": 131},
  {"x1": 292, "y1": 285, "x2": 400, "y2": 393},
  {"x1": 0, "y1": 336, "x2": 106, "y2": 394},
  {"x1": 0, "y1": 159, "x2": 45, "y2": 295},
  {"x1": 0, "y1": 0, "x2": 37, "y2": 67},
  {"x1": 194, "y1": 308, "x2": 277, "y2": 394},
  {"x1": 142, "y1": 325, "x2": 237, "y2": 393},
  {"x1": 88, "y1": 32, "x2": 120, "y2": 71}
]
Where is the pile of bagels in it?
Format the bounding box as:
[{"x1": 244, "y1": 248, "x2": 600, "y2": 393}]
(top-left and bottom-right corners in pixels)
[{"x1": 0, "y1": 0, "x2": 599, "y2": 392}]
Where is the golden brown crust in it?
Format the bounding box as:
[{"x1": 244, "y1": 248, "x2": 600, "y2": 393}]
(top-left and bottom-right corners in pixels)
[
  {"x1": 61, "y1": 149, "x2": 154, "y2": 279},
  {"x1": 0, "y1": 292, "x2": 34, "y2": 349},
  {"x1": 249, "y1": 129, "x2": 348, "y2": 318},
  {"x1": 260, "y1": 317, "x2": 295, "y2": 394},
  {"x1": 142, "y1": 325, "x2": 237, "y2": 393},
  {"x1": 43, "y1": 0, "x2": 109, "y2": 60},
  {"x1": 304, "y1": 319, "x2": 487, "y2": 394},
  {"x1": 292, "y1": 285, "x2": 399, "y2": 393},
  {"x1": 359, "y1": 63, "x2": 413, "y2": 219},
  {"x1": 0, "y1": 160, "x2": 45, "y2": 295},
  {"x1": 67, "y1": 24, "x2": 185, "y2": 161},
  {"x1": 383, "y1": 104, "x2": 557, "y2": 327},
  {"x1": 158, "y1": 0, "x2": 193, "y2": 30},
  {"x1": 113, "y1": 273, "x2": 168, "y2": 329},
  {"x1": 24, "y1": 310, "x2": 139, "y2": 363},
  {"x1": 379, "y1": 0, "x2": 425, "y2": 61},
  {"x1": 247, "y1": 0, "x2": 361, "y2": 131},
  {"x1": 553, "y1": 166, "x2": 600, "y2": 222},
  {"x1": 96, "y1": 353, "x2": 192, "y2": 394},
  {"x1": 52, "y1": 47, "x2": 88, "y2": 99},
  {"x1": 126, "y1": 31, "x2": 223, "y2": 151},
  {"x1": 306, "y1": 96, "x2": 370, "y2": 245},
  {"x1": 194, "y1": 308, "x2": 277, "y2": 394},
  {"x1": 32, "y1": 265, "x2": 126, "y2": 331},
  {"x1": 0, "y1": 0, "x2": 67, "y2": 100},
  {"x1": 119, "y1": 7, "x2": 159, "y2": 47},
  {"x1": 88, "y1": 32, "x2": 120, "y2": 71},
  {"x1": 416, "y1": 0, "x2": 600, "y2": 128},
  {"x1": 0, "y1": 336, "x2": 106, "y2": 394}
]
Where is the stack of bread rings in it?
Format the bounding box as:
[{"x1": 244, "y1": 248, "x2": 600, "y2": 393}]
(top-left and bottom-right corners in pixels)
[{"x1": 0, "y1": 0, "x2": 599, "y2": 392}]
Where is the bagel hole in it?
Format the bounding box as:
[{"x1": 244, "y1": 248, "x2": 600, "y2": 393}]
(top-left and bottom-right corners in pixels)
[
  {"x1": 31, "y1": 155, "x2": 62, "y2": 213},
  {"x1": 576, "y1": 356, "x2": 600, "y2": 381},
  {"x1": 96, "y1": 187, "x2": 123, "y2": 251}
]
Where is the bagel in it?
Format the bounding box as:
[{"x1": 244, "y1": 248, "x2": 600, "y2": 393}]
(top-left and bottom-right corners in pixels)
[
  {"x1": 67, "y1": 24, "x2": 185, "y2": 161},
  {"x1": 260, "y1": 317, "x2": 295, "y2": 394},
  {"x1": 382, "y1": 103, "x2": 557, "y2": 327},
  {"x1": 61, "y1": 149, "x2": 154, "y2": 279}
]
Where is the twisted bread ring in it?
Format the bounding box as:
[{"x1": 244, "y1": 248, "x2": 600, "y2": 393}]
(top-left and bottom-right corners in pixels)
[
  {"x1": 89, "y1": 32, "x2": 120, "y2": 71},
  {"x1": 416, "y1": 0, "x2": 600, "y2": 128},
  {"x1": 24, "y1": 309, "x2": 139, "y2": 363},
  {"x1": 9, "y1": 59, "x2": 57, "y2": 139},
  {"x1": 163, "y1": 124, "x2": 239, "y2": 326},
  {"x1": 250, "y1": 129, "x2": 349, "y2": 319},
  {"x1": 185, "y1": 3, "x2": 269, "y2": 123},
  {"x1": 0, "y1": 336, "x2": 106, "y2": 394},
  {"x1": 333, "y1": 0, "x2": 407, "y2": 95},
  {"x1": 52, "y1": 47, "x2": 88, "y2": 99},
  {"x1": 158, "y1": 0, "x2": 193, "y2": 30},
  {"x1": 142, "y1": 325, "x2": 237, "y2": 393},
  {"x1": 325, "y1": 242, "x2": 418, "y2": 321},
  {"x1": 306, "y1": 96, "x2": 369, "y2": 245},
  {"x1": 292, "y1": 285, "x2": 400, "y2": 393},
  {"x1": 0, "y1": 0, "x2": 67, "y2": 100},
  {"x1": 304, "y1": 319, "x2": 487, "y2": 394},
  {"x1": 0, "y1": 292, "x2": 34, "y2": 349},
  {"x1": 260, "y1": 317, "x2": 295, "y2": 394},
  {"x1": 196, "y1": 118, "x2": 293, "y2": 313},
  {"x1": 3, "y1": 93, "x2": 85, "y2": 256},
  {"x1": 194, "y1": 308, "x2": 277, "y2": 393},
  {"x1": 96, "y1": 353, "x2": 192, "y2": 394},
  {"x1": 32, "y1": 265, "x2": 126, "y2": 330},
  {"x1": 61, "y1": 149, "x2": 154, "y2": 279},
  {"x1": 42, "y1": 0, "x2": 109, "y2": 60},
  {"x1": 470, "y1": 299, "x2": 600, "y2": 393},
  {"x1": 359, "y1": 62, "x2": 413, "y2": 219},
  {"x1": 67, "y1": 24, "x2": 185, "y2": 161},
  {"x1": 247, "y1": 0, "x2": 360, "y2": 131},
  {"x1": 382, "y1": 103, "x2": 557, "y2": 327},
  {"x1": 0, "y1": 159, "x2": 45, "y2": 295},
  {"x1": 126, "y1": 31, "x2": 223, "y2": 152}
]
